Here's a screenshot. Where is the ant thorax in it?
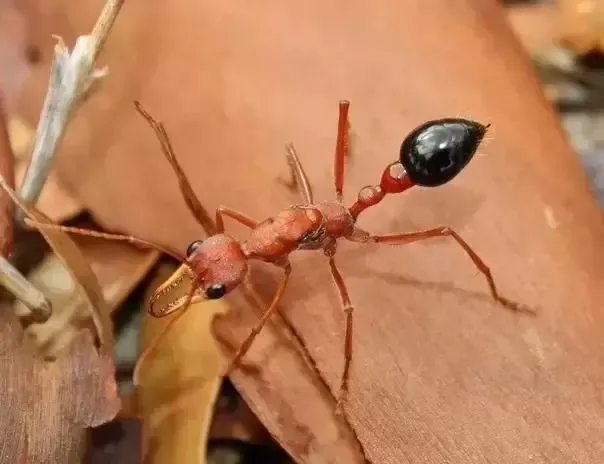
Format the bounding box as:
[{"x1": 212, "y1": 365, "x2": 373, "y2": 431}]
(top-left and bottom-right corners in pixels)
[{"x1": 240, "y1": 203, "x2": 352, "y2": 259}]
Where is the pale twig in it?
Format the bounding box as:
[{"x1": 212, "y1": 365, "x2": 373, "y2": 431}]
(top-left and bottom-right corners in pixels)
[
  {"x1": 0, "y1": 172, "x2": 51, "y2": 321},
  {"x1": 0, "y1": 256, "x2": 51, "y2": 322},
  {"x1": 16, "y1": 0, "x2": 124, "y2": 217},
  {"x1": 0, "y1": 0, "x2": 124, "y2": 321}
]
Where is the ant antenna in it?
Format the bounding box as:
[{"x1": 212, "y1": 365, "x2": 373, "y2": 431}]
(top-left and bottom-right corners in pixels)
[{"x1": 133, "y1": 100, "x2": 218, "y2": 236}]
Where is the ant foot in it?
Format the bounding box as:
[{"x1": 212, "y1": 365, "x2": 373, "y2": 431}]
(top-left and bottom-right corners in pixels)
[
  {"x1": 334, "y1": 389, "x2": 348, "y2": 416},
  {"x1": 497, "y1": 296, "x2": 537, "y2": 316}
]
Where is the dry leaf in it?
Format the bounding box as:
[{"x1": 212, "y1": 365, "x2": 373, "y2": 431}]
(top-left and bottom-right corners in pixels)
[
  {"x1": 0, "y1": 98, "x2": 14, "y2": 257},
  {"x1": 505, "y1": 3, "x2": 562, "y2": 55},
  {"x1": 0, "y1": 313, "x2": 118, "y2": 462},
  {"x1": 15, "y1": 232, "x2": 159, "y2": 358},
  {"x1": 558, "y1": 0, "x2": 604, "y2": 53},
  {"x1": 0, "y1": 214, "x2": 122, "y2": 461},
  {"x1": 8, "y1": 116, "x2": 35, "y2": 159},
  {"x1": 2, "y1": 221, "x2": 158, "y2": 461},
  {"x1": 66, "y1": 231, "x2": 160, "y2": 314},
  {"x1": 135, "y1": 260, "x2": 230, "y2": 464},
  {"x1": 209, "y1": 380, "x2": 272, "y2": 445},
  {"x1": 0, "y1": 177, "x2": 113, "y2": 352}
]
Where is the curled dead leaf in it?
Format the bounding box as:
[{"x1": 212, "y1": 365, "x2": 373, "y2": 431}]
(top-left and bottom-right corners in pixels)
[
  {"x1": 135, "y1": 260, "x2": 230, "y2": 464},
  {"x1": 0, "y1": 98, "x2": 14, "y2": 257},
  {"x1": 1, "y1": 216, "x2": 159, "y2": 461},
  {"x1": 0, "y1": 175, "x2": 113, "y2": 353}
]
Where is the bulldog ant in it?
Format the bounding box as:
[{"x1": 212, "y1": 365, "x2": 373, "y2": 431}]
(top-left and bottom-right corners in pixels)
[{"x1": 25, "y1": 100, "x2": 532, "y2": 412}]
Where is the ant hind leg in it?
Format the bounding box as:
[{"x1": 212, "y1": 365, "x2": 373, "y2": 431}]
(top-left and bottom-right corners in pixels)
[{"x1": 349, "y1": 226, "x2": 535, "y2": 314}]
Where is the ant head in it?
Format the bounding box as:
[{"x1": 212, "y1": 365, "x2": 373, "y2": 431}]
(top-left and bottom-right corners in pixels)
[
  {"x1": 400, "y1": 118, "x2": 489, "y2": 187},
  {"x1": 185, "y1": 234, "x2": 248, "y2": 300},
  {"x1": 147, "y1": 234, "x2": 247, "y2": 317}
]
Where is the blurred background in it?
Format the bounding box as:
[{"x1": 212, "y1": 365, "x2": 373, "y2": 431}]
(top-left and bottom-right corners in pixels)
[{"x1": 0, "y1": 0, "x2": 603, "y2": 463}]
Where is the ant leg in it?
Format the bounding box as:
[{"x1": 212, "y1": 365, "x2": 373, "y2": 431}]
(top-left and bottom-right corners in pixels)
[
  {"x1": 212, "y1": 331, "x2": 261, "y2": 374},
  {"x1": 224, "y1": 262, "x2": 292, "y2": 375},
  {"x1": 334, "y1": 100, "x2": 350, "y2": 203},
  {"x1": 22, "y1": 218, "x2": 186, "y2": 262},
  {"x1": 278, "y1": 143, "x2": 314, "y2": 204},
  {"x1": 134, "y1": 100, "x2": 218, "y2": 235},
  {"x1": 215, "y1": 207, "x2": 258, "y2": 234},
  {"x1": 327, "y1": 254, "x2": 355, "y2": 414},
  {"x1": 349, "y1": 227, "x2": 534, "y2": 314}
]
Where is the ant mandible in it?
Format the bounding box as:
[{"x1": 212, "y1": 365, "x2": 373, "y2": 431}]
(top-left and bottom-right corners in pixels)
[{"x1": 26, "y1": 100, "x2": 532, "y2": 412}]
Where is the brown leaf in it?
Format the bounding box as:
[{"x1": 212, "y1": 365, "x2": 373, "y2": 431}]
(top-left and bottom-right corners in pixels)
[
  {"x1": 2, "y1": 227, "x2": 158, "y2": 461},
  {"x1": 505, "y1": 4, "x2": 561, "y2": 55},
  {"x1": 20, "y1": 1, "x2": 604, "y2": 463},
  {"x1": 209, "y1": 380, "x2": 272, "y2": 445},
  {"x1": 557, "y1": 0, "x2": 604, "y2": 53},
  {"x1": 0, "y1": 178, "x2": 113, "y2": 352},
  {"x1": 0, "y1": 95, "x2": 15, "y2": 257},
  {"x1": 0, "y1": 313, "x2": 117, "y2": 462},
  {"x1": 14, "y1": 230, "x2": 159, "y2": 359},
  {"x1": 7, "y1": 116, "x2": 35, "y2": 160}
]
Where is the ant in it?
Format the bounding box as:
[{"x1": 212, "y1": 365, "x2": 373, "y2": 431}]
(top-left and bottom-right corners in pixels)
[{"x1": 24, "y1": 100, "x2": 532, "y2": 412}]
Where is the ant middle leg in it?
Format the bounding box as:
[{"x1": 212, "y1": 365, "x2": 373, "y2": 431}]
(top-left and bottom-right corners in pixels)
[
  {"x1": 348, "y1": 226, "x2": 534, "y2": 314},
  {"x1": 326, "y1": 252, "x2": 355, "y2": 414}
]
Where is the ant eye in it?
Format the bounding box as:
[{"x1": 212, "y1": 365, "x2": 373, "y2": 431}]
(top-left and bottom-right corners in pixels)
[
  {"x1": 205, "y1": 284, "x2": 226, "y2": 300},
  {"x1": 185, "y1": 240, "x2": 203, "y2": 257},
  {"x1": 400, "y1": 118, "x2": 488, "y2": 187}
]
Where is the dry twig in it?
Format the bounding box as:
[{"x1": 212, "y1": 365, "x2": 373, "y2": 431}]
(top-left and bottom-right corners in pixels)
[{"x1": 0, "y1": 0, "x2": 124, "y2": 324}]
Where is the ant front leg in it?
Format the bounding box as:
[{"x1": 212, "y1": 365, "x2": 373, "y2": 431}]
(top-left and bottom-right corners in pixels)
[
  {"x1": 224, "y1": 261, "x2": 292, "y2": 375},
  {"x1": 349, "y1": 227, "x2": 535, "y2": 314},
  {"x1": 326, "y1": 251, "x2": 355, "y2": 414}
]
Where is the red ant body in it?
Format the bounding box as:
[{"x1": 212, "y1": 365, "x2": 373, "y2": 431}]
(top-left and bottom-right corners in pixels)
[{"x1": 27, "y1": 100, "x2": 531, "y2": 411}]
